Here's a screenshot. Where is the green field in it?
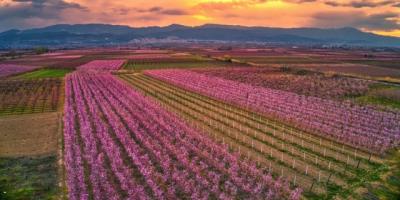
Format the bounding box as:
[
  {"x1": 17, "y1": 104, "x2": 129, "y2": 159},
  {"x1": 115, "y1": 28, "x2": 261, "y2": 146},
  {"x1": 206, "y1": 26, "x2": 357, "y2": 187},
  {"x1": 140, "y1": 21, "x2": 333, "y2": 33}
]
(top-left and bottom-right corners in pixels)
[
  {"x1": 0, "y1": 156, "x2": 60, "y2": 200},
  {"x1": 356, "y1": 95, "x2": 400, "y2": 110},
  {"x1": 364, "y1": 151, "x2": 400, "y2": 200},
  {"x1": 355, "y1": 84, "x2": 400, "y2": 110},
  {"x1": 346, "y1": 60, "x2": 400, "y2": 70},
  {"x1": 15, "y1": 69, "x2": 72, "y2": 79}
]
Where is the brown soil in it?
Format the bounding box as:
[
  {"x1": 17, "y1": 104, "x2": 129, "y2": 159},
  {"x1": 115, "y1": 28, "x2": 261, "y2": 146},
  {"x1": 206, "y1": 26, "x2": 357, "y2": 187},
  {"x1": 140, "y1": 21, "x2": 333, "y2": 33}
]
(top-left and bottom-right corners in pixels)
[{"x1": 0, "y1": 112, "x2": 61, "y2": 157}]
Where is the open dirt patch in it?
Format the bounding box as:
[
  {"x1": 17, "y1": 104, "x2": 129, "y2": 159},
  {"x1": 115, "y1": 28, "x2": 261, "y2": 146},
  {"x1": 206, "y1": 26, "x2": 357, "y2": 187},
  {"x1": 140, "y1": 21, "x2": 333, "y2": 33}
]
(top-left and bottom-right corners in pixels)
[{"x1": 0, "y1": 112, "x2": 60, "y2": 157}]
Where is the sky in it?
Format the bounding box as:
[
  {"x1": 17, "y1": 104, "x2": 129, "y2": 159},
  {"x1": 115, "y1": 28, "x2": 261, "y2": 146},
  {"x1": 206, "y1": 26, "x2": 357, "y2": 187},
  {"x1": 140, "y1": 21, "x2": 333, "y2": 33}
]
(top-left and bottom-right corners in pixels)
[{"x1": 0, "y1": 0, "x2": 399, "y2": 37}]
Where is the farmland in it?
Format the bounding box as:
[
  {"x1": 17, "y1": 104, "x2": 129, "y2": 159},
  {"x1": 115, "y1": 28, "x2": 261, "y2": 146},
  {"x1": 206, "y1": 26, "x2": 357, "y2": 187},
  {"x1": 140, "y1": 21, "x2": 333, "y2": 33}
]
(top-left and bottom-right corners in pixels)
[
  {"x1": 227, "y1": 56, "x2": 335, "y2": 65},
  {"x1": 201, "y1": 48, "x2": 400, "y2": 82},
  {"x1": 0, "y1": 64, "x2": 39, "y2": 78},
  {"x1": 124, "y1": 56, "x2": 235, "y2": 72},
  {"x1": 0, "y1": 156, "x2": 60, "y2": 200},
  {"x1": 64, "y1": 61, "x2": 299, "y2": 199},
  {"x1": 0, "y1": 111, "x2": 63, "y2": 200},
  {"x1": 144, "y1": 69, "x2": 400, "y2": 154},
  {"x1": 193, "y1": 67, "x2": 373, "y2": 99},
  {"x1": 14, "y1": 69, "x2": 72, "y2": 79},
  {"x1": 0, "y1": 53, "x2": 66, "y2": 199},
  {"x1": 120, "y1": 73, "x2": 387, "y2": 199},
  {"x1": 0, "y1": 47, "x2": 399, "y2": 200},
  {"x1": 0, "y1": 112, "x2": 61, "y2": 156},
  {"x1": 0, "y1": 78, "x2": 62, "y2": 115}
]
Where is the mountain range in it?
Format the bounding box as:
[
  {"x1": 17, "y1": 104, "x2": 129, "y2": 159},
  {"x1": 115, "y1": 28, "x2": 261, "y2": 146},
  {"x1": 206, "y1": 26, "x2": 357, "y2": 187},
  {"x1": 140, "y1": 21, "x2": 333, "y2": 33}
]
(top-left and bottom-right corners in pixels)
[{"x1": 1, "y1": 23, "x2": 399, "y2": 48}]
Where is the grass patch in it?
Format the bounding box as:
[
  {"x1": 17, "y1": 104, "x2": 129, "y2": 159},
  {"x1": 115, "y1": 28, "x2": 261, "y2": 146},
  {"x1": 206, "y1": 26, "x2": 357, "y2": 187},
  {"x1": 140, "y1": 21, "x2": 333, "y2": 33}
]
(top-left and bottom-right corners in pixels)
[
  {"x1": 15, "y1": 69, "x2": 72, "y2": 79},
  {"x1": 346, "y1": 60, "x2": 400, "y2": 70},
  {"x1": 356, "y1": 95, "x2": 400, "y2": 109},
  {"x1": 362, "y1": 150, "x2": 400, "y2": 200},
  {"x1": 0, "y1": 155, "x2": 59, "y2": 200},
  {"x1": 354, "y1": 84, "x2": 400, "y2": 109},
  {"x1": 0, "y1": 107, "x2": 54, "y2": 116}
]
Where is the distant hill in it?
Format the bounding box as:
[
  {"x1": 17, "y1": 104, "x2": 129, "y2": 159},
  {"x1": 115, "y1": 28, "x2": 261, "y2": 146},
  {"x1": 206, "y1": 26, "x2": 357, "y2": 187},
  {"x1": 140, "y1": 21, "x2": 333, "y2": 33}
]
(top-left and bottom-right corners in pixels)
[{"x1": 1, "y1": 23, "x2": 399, "y2": 48}]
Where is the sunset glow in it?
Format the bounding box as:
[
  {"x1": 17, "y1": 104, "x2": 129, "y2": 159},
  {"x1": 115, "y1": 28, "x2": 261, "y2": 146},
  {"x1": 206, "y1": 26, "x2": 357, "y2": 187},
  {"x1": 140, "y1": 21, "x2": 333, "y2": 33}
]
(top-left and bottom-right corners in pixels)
[{"x1": 0, "y1": 0, "x2": 399, "y2": 37}]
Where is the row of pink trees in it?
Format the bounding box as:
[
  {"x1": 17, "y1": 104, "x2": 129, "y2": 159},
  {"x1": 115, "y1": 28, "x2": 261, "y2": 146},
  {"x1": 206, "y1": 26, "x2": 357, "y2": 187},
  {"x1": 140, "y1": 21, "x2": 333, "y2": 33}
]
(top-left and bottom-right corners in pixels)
[
  {"x1": 78, "y1": 60, "x2": 125, "y2": 71},
  {"x1": 145, "y1": 69, "x2": 400, "y2": 154},
  {"x1": 64, "y1": 60, "x2": 301, "y2": 199},
  {"x1": 0, "y1": 64, "x2": 39, "y2": 78},
  {"x1": 193, "y1": 67, "x2": 372, "y2": 99}
]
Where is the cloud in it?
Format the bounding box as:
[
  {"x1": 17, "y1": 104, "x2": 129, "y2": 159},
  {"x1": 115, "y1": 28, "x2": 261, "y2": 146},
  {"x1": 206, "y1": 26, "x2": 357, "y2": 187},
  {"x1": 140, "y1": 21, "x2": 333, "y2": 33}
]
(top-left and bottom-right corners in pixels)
[
  {"x1": 355, "y1": 13, "x2": 400, "y2": 31},
  {"x1": 286, "y1": 0, "x2": 399, "y2": 8},
  {"x1": 133, "y1": 6, "x2": 188, "y2": 15},
  {"x1": 311, "y1": 11, "x2": 400, "y2": 31},
  {"x1": 94, "y1": 4, "x2": 190, "y2": 25},
  {"x1": 285, "y1": 0, "x2": 317, "y2": 3},
  {"x1": 159, "y1": 9, "x2": 188, "y2": 15},
  {"x1": 0, "y1": 0, "x2": 399, "y2": 37},
  {"x1": 12, "y1": 0, "x2": 86, "y2": 10},
  {"x1": 0, "y1": 0, "x2": 87, "y2": 31},
  {"x1": 195, "y1": 0, "x2": 267, "y2": 10},
  {"x1": 324, "y1": 0, "x2": 398, "y2": 8},
  {"x1": 134, "y1": 6, "x2": 161, "y2": 13}
]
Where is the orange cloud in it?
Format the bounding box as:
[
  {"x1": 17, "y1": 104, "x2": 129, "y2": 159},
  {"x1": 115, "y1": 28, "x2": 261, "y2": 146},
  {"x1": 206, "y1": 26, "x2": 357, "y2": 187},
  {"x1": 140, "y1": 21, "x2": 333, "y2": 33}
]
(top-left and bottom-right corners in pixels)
[{"x1": 0, "y1": 0, "x2": 398, "y2": 37}]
